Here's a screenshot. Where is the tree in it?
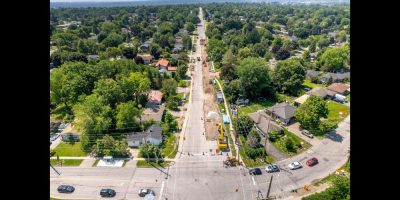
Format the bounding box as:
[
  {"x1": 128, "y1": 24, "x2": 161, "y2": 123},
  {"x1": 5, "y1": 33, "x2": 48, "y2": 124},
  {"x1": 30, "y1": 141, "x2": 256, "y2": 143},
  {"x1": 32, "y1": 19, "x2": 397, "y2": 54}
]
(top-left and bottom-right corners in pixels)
[
  {"x1": 275, "y1": 48, "x2": 291, "y2": 60},
  {"x1": 207, "y1": 39, "x2": 227, "y2": 62},
  {"x1": 285, "y1": 138, "x2": 295, "y2": 152},
  {"x1": 303, "y1": 50, "x2": 311, "y2": 62},
  {"x1": 186, "y1": 22, "x2": 195, "y2": 33},
  {"x1": 73, "y1": 94, "x2": 112, "y2": 151},
  {"x1": 220, "y1": 49, "x2": 237, "y2": 81},
  {"x1": 271, "y1": 45, "x2": 281, "y2": 54},
  {"x1": 319, "y1": 120, "x2": 338, "y2": 133},
  {"x1": 120, "y1": 46, "x2": 137, "y2": 59},
  {"x1": 247, "y1": 128, "x2": 261, "y2": 148},
  {"x1": 92, "y1": 79, "x2": 123, "y2": 106},
  {"x1": 116, "y1": 101, "x2": 141, "y2": 130},
  {"x1": 238, "y1": 47, "x2": 254, "y2": 59},
  {"x1": 320, "y1": 46, "x2": 350, "y2": 72},
  {"x1": 176, "y1": 64, "x2": 188, "y2": 80},
  {"x1": 328, "y1": 175, "x2": 350, "y2": 199},
  {"x1": 294, "y1": 95, "x2": 329, "y2": 132},
  {"x1": 149, "y1": 43, "x2": 163, "y2": 59},
  {"x1": 233, "y1": 115, "x2": 254, "y2": 136},
  {"x1": 95, "y1": 135, "x2": 129, "y2": 157},
  {"x1": 101, "y1": 47, "x2": 122, "y2": 59},
  {"x1": 101, "y1": 33, "x2": 123, "y2": 48},
  {"x1": 161, "y1": 79, "x2": 177, "y2": 99},
  {"x1": 272, "y1": 59, "x2": 306, "y2": 95},
  {"x1": 140, "y1": 143, "x2": 163, "y2": 161},
  {"x1": 224, "y1": 79, "x2": 242, "y2": 102},
  {"x1": 120, "y1": 72, "x2": 151, "y2": 103},
  {"x1": 237, "y1": 57, "x2": 273, "y2": 99},
  {"x1": 252, "y1": 43, "x2": 268, "y2": 58}
]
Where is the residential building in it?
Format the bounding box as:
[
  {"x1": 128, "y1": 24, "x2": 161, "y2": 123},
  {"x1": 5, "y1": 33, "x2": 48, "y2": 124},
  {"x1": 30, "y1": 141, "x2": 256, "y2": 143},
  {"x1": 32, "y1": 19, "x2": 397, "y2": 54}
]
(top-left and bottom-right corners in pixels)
[
  {"x1": 156, "y1": 59, "x2": 169, "y2": 71},
  {"x1": 320, "y1": 72, "x2": 350, "y2": 84},
  {"x1": 248, "y1": 110, "x2": 283, "y2": 135},
  {"x1": 137, "y1": 54, "x2": 153, "y2": 65},
  {"x1": 267, "y1": 102, "x2": 296, "y2": 125},
  {"x1": 307, "y1": 87, "x2": 336, "y2": 99},
  {"x1": 326, "y1": 83, "x2": 350, "y2": 95},
  {"x1": 294, "y1": 94, "x2": 310, "y2": 106},
  {"x1": 127, "y1": 124, "x2": 163, "y2": 147},
  {"x1": 148, "y1": 90, "x2": 163, "y2": 105},
  {"x1": 306, "y1": 70, "x2": 320, "y2": 79}
]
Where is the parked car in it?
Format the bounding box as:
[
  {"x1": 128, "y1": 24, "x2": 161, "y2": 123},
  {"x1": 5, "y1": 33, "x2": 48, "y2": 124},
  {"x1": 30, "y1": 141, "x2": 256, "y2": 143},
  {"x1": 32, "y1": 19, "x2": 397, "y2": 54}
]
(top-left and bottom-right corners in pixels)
[
  {"x1": 304, "y1": 87, "x2": 311, "y2": 91},
  {"x1": 288, "y1": 162, "x2": 303, "y2": 170},
  {"x1": 306, "y1": 157, "x2": 319, "y2": 166},
  {"x1": 236, "y1": 98, "x2": 249, "y2": 106},
  {"x1": 100, "y1": 188, "x2": 116, "y2": 197},
  {"x1": 333, "y1": 94, "x2": 347, "y2": 103},
  {"x1": 249, "y1": 168, "x2": 262, "y2": 175},
  {"x1": 301, "y1": 130, "x2": 314, "y2": 138},
  {"x1": 138, "y1": 189, "x2": 155, "y2": 197},
  {"x1": 197, "y1": 57, "x2": 200, "y2": 61},
  {"x1": 57, "y1": 185, "x2": 75, "y2": 193},
  {"x1": 265, "y1": 164, "x2": 280, "y2": 173}
]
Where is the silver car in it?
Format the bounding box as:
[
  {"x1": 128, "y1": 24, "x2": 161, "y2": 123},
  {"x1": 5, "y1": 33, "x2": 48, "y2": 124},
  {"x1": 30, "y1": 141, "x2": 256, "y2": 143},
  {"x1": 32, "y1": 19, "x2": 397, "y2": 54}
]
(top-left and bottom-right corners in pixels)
[{"x1": 265, "y1": 164, "x2": 280, "y2": 173}]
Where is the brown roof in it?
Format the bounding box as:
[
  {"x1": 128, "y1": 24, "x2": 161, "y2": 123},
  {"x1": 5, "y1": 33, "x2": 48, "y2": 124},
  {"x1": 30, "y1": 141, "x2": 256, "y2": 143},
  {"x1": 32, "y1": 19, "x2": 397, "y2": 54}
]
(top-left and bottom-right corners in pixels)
[
  {"x1": 307, "y1": 87, "x2": 336, "y2": 98},
  {"x1": 294, "y1": 94, "x2": 310, "y2": 105},
  {"x1": 248, "y1": 111, "x2": 283, "y2": 133},
  {"x1": 147, "y1": 90, "x2": 163, "y2": 104},
  {"x1": 139, "y1": 54, "x2": 153, "y2": 61},
  {"x1": 156, "y1": 59, "x2": 169, "y2": 67},
  {"x1": 326, "y1": 83, "x2": 350, "y2": 94},
  {"x1": 167, "y1": 66, "x2": 177, "y2": 71}
]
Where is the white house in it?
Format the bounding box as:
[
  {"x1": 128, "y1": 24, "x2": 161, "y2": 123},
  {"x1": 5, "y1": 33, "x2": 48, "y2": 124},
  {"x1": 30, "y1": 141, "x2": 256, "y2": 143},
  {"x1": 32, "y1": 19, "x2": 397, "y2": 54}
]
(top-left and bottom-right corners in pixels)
[{"x1": 127, "y1": 125, "x2": 163, "y2": 147}]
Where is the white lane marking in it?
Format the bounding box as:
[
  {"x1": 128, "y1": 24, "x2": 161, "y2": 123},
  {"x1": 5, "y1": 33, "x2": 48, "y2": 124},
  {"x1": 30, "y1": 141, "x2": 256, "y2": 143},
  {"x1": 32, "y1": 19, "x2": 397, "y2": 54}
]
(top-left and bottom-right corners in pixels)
[
  {"x1": 158, "y1": 181, "x2": 165, "y2": 200},
  {"x1": 252, "y1": 176, "x2": 256, "y2": 186}
]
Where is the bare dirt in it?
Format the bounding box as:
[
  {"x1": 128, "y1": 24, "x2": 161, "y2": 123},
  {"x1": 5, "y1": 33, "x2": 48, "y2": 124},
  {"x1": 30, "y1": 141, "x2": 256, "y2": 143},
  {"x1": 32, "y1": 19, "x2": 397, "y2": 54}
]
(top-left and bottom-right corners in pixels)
[{"x1": 201, "y1": 46, "x2": 220, "y2": 141}]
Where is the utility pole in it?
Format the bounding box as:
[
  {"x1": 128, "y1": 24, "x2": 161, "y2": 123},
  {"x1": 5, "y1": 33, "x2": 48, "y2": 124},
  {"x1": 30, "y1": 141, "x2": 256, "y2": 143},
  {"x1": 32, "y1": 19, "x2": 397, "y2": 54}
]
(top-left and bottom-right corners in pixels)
[
  {"x1": 264, "y1": 108, "x2": 273, "y2": 162},
  {"x1": 50, "y1": 163, "x2": 61, "y2": 175},
  {"x1": 266, "y1": 175, "x2": 273, "y2": 199}
]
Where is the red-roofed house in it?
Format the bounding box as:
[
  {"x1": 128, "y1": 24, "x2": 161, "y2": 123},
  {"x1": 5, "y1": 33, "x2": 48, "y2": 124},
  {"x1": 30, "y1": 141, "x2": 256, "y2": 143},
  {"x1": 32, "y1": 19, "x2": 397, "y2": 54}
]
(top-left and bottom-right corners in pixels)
[
  {"x1": 156, "y1": 59, "x2": 169, "y2": 70},
  {"x1": 148, "y1": 90, "x2": 163, "y2": 105}
]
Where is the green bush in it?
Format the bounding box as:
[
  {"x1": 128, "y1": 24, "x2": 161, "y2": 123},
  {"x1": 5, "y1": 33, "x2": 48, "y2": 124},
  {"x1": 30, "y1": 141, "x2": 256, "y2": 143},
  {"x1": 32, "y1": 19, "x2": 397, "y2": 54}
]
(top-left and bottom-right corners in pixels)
[{"x1": 50, "y1": 148, "x2": 56, "y2": 157}]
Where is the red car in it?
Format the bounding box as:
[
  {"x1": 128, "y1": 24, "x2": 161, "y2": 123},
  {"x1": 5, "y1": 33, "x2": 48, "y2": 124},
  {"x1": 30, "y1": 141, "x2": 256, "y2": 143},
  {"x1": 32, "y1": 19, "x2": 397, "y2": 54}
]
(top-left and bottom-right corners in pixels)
[{"x1": 306, "y1": 157, "x2": 318, "y2": 166}]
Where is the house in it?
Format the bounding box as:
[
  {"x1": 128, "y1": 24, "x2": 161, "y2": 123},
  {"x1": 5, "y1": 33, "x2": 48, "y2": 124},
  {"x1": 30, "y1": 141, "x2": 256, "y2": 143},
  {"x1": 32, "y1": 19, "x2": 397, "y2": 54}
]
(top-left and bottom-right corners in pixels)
[
  {"x1": 266, "y1": 102, "x2": 296, "y2": 125},
  {"x1": 138, "y1": 54, "x2": 153, "y2": 65},
  {"x1": 320, "y1": 72, "x2": 350, "y2": 84},
  {"x1": 248, "y1": 110, "x2": 283, "y2": 135},
  {"x1": 156, "y1": 59, "x2": 169, "y2": 70},
  {"x1": 306, "y1": 70, "x2": 320, "y2": 79},
  {"x1": 148, "y1": 90, "x2": 163, "y2": 105},
  {"x1": 307, "y1": 87, "x2": 336, "y2": 99},
  {"x1": 294, "y1": 94, "x2": 310, "y2": 106},
  {"x1": 326, "y1": 83, "x2": 350, "y2": 95},
  {"x1": 87, "y1": 55, "x2": 99, "y2": 61},
  {"x1": 127, "y1": 124, "x2": 163, "y2": 147},
  {"x1": 172, "y1": 43, "x2": 184, "y2": 53},
  {"x1": 139, "y1": 39, "x2": 153, "y2": 51}
]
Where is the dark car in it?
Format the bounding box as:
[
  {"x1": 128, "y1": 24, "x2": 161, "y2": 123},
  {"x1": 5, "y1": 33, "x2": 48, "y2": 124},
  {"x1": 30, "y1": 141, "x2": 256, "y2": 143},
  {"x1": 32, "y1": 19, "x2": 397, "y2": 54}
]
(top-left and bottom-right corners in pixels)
[
  {"x1": 57, "y1": 185, "x2": 75, "y2": 193},
  {"x1": 138, "y1": 189, "x2": 155, "y2": 197},
  {"x1": 249, "y1": 168, "x2": 262, "y2": 175},
  {"x1": 100, "y1": 189, "x2": 116, "y2": 197},
  {"x1": 306, "y1": 157, "x2": 319, "y2": 166}
]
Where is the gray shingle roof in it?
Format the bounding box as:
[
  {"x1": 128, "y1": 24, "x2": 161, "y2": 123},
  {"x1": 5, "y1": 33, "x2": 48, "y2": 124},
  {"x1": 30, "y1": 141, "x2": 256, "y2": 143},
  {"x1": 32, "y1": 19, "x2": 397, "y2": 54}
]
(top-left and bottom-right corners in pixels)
[
  {"x1": 267, "y1": 102, "x2": 296, "y2": 120},
  {"x1": 306, "y1": 70, "x2": 320, "y2": 79},
  {"x1": 126, "y1": 124, "x2": 163, "y2": 142}
]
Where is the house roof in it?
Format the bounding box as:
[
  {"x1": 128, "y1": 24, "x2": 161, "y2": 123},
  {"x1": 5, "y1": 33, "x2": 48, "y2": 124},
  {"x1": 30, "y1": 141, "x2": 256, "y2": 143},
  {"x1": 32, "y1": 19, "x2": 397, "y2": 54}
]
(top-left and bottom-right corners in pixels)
[
  {"x1": 138, "y1": 54, "x2": 153, "y2": 61},
  {"x1": 294, "y1": 94, "x2": 310, "y2": 105},
  {"x1": 167, "y1": 66, "x2": 177, "y2": 71},
  {"x1": 141, "y1": 103, "x2": 166, "y2": 122},
  {"x1": 248, "y1": 111, "x2": 283, "y2": 133},
  {"x1": 148, "y1": 90, "x2": 163, "y2": 103},
  {"x1": 306, "y1": 70, "x2": 320, "y2": 78},
  {"x1": 326, "y1": 83, "x2": 350, "y2": 94},
  {"x1": 156, "y1": 59, "x2": 169, "y2": 67},
  {"x1": 321, "y1": 72, "x2": 350, "y2": 81},
  {"x1": 267, "y1": 102, "x2": 296, "y2": 120},
  {"x1": 307, "y1": 87, "x2": 336, "y2": 98},
  {"x1": 127, "y1": 124, "x2": 163, "y2": 142}
]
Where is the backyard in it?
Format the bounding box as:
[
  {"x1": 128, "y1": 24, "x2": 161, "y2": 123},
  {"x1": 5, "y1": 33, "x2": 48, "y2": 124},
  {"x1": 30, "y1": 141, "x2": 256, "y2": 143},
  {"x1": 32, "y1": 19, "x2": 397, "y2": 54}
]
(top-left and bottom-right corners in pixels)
[
  {"x1": 237, "y1": 100, "x2": 275, "y2": 115},
  {"x1": 303, "y1": 79, "x2": 325, "y2": 88},
  {"x1": 270, "y1": 128, "x2": 312, "y2": 157},
  {"x1": 238, "y1": 135, "x2": 275, "y2": 167},
  {"x1": 54, "y1": 142, "x2": 87, "y2": 157},
  {"x1": 327, "y1": 101, "x2": 350, "y2": 123}
]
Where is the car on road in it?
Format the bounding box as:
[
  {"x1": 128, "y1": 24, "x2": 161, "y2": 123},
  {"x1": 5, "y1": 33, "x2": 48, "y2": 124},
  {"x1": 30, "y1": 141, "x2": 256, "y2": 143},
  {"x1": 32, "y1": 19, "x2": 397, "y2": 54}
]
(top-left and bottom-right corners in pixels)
[
  {"x1": 139, "y1": 189, "x2": 155, "y2": 197},
  {"x1": 301, "y1": 130, "x2": 314, "y2": 138},
  {"x1": 249, "y1": 168, "x2": 262, "y2": 175},
  {"x1": 197, "y1": 57, "x2": 200, "y2": 61},
  {"x1": 57, "y1": 185, "x2": 75, "y2": 193},
  {"x1": 288, "y1": 162, "x2": 303, "y2": 170},
  {"x1": 100, "y1": 188, "x2": 116, "y2": 197},
  {"x1": 306, "y1": 157, "x2": 319, "y2": 166},
  {"x1": 265, "y1": 164, "x2": 280, "y2": 173}
]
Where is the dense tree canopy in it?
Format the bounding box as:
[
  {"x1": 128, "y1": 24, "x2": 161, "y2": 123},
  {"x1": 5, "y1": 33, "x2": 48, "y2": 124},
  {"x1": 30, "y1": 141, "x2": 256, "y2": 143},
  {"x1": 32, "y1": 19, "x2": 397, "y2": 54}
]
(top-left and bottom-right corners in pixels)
[{"x1": 272, "y1": 59, "x2": 306, "y2": 95}]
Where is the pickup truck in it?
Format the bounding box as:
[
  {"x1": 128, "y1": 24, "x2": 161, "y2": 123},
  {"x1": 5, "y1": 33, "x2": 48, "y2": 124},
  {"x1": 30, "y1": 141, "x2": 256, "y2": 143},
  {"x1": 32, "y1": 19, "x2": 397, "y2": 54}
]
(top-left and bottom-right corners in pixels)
[{"x1": 301, "y1": 130, "x2": 314, "y2": 138}]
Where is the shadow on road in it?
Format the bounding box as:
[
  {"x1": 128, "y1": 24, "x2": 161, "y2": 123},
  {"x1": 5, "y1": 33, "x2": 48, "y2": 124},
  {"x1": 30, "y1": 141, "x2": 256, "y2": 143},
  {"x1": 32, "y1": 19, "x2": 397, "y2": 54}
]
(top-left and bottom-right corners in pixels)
[
  {"x1": 325, "y1": 130, "x2": 344, "y2": 143},
  {"x1": 149, "y1": 162, "x2": 171, "y2": 178}
]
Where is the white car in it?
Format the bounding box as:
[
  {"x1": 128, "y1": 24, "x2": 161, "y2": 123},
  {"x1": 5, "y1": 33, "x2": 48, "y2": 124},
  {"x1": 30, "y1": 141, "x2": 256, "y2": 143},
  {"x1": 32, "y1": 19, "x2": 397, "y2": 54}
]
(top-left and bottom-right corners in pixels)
[{"x1": 288, "y1": 162, "x2": 303, "y2": 170}]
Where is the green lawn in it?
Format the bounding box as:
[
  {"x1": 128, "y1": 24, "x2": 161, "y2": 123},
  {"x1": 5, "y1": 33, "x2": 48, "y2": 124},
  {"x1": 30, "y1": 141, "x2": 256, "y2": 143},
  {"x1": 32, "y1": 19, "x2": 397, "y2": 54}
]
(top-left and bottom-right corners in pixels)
[
  {"x1": 271, "y1": 129, "x2": 312, "y2": 157},
  {"x1": 327, "y1": 101, "x2": 350, "y2": 123},
  {"x1": 50, "y1": 159, "x2": 83, "y2": 167},
  {"x1": 136, "y1": 160, "x2": 171, "y2": 168},
  {"x1": 303, "y1": 79, "x2": 325, "y2": 88},
  {"x1": 237, "y1": 100, "x2": 275, "y2": 115},
  {"x1": 54, "y1": 142, "x2": 87, "y2": 157},
  {"x1": 162, "y1": 134, "x2": 178, "y2": 158}
]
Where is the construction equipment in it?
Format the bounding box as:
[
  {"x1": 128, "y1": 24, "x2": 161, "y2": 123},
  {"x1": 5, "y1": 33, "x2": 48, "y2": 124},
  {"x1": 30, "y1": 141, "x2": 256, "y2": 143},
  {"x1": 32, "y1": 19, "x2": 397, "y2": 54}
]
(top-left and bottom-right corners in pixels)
[{"x1": 217, "y1": 123, "x2": 228, "y2": 150}]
